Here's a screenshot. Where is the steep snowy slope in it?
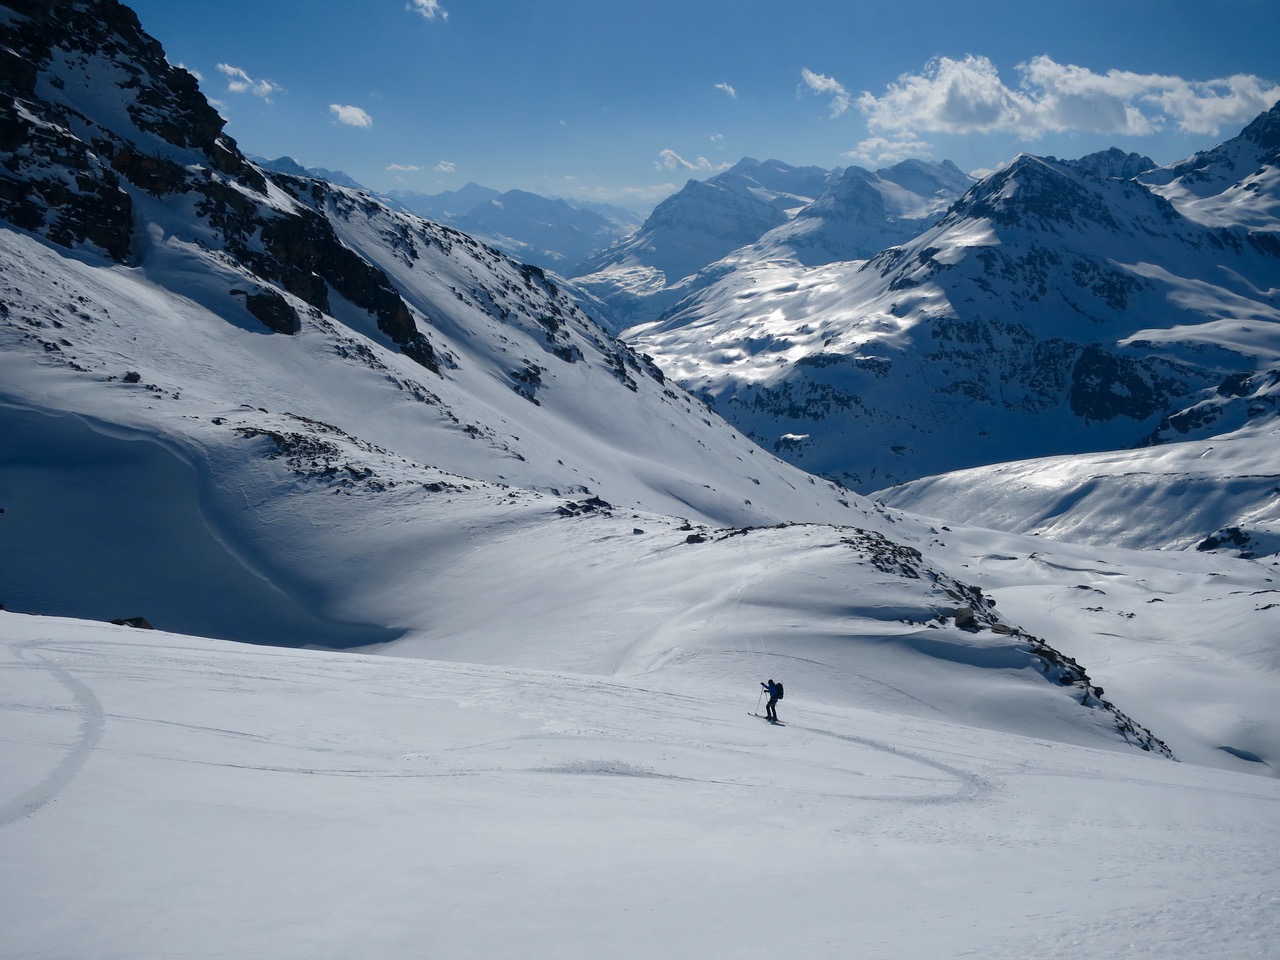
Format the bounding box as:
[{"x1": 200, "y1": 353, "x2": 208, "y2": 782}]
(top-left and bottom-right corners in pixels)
[
  {"x1": 0, "y1": 0, "x2": 862, "y2": 642},
  {"x1": 632, "y1": 120, "x2": 1280, "y2": 513}
]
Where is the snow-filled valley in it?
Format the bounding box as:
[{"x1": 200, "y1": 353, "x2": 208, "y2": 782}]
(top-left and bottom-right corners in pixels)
[{"x1": 1, "y1": 2, "x2": 1279, "y2": 958}]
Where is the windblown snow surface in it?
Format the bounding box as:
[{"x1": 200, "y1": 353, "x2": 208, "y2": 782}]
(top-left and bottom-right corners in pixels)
[{"x1": 3, "y1": 594, "x2": 1278, "y2": 960}]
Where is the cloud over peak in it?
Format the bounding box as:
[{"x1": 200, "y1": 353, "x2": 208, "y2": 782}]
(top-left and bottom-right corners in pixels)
[
  {"x1": 656, "y1": 149, "x2": 720, "y2": 172},
  {"x1": 801, "y1": 68, "x2": 851, "y2": 117},
  {"x1": 855, "y1": 55, "x2": 1280, "y2": 140},
  {"x1": 216, "y1": 63, "x2": 280, "y2": 101}
]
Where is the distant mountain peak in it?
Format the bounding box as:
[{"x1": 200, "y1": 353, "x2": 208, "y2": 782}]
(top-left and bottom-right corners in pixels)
[
  {"x1": 1139, "y1": 98, "x2": 1280, "y2": 210},
  {"x1": 256, "y1": 156, "x2": 365, "y2": 190},
  {"x1": 1062, "y1": 147, "x2": 1157, "y2": 180},
  {"x1": 1240, "y1": 98, "x2": 1280, "y2": 152}
]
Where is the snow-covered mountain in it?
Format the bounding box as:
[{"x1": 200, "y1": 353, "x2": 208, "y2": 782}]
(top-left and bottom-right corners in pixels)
[
  {"x1": 385, "y1": 181, "x2": 501, "y2": 221},
  {"x1": 747, "y1": 158, "x2": 975, "y2": 267},
  {"x1": 630, "y1": 118, "x2": 1280, "y2": 531},
  {"x1": 450, "y1": 188, "x2": 632, "y2": 272},
  {"x1": 384, "y1": 184, "x2": 640, "y2": 275},
  {"x1": 254, "y1": 154, "x2": 364, "y2": 190},
  {"x1": 571, "y1": 158, "x2": 838, "y2": 330},
  {"x1": 0, "y1": 0, "x2": 865, "y2": 635},
  {"x1": 572, "y1": 158, "x2": 972, "y2": 332},
  {"x1": 1140, "y1": 101, "x2": 1280, "y2": 231},
  {"x1": 4, "y1": 0, "x2": 1276, "y2": 754},
  {"x1": 251, "y1": 173, "x2": 641, "y2": 277}
]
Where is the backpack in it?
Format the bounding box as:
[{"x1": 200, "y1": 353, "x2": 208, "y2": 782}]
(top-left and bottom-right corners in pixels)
[{"x1": 775, "y1": 681, "x2": 784, "y2": 700}]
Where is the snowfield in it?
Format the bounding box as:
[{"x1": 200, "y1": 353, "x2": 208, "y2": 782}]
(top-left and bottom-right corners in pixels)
[{"x1": 3, "y1": 612, "x2": 1277, "y2": 960}]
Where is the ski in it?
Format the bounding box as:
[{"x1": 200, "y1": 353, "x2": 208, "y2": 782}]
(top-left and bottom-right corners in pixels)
[{"x1": 748, "y1": 712, "x2": 785, "y2": 726}]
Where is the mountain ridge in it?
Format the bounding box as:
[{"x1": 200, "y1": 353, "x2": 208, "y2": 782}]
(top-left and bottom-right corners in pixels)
[
  {"x1": 629, "y1": 107, "x2": 1280, "y2": 549},
  {"x1": 573, "y1": 157, "x2": 971, "y2": 332}
]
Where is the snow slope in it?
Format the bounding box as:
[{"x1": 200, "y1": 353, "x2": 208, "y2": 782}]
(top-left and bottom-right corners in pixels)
[
  {"x1": 3, "y1": 611, "x2": 1278, "y2": 960},
  {"x1": 877, "y1": 417, "x2": 1280, "y2": 557}
]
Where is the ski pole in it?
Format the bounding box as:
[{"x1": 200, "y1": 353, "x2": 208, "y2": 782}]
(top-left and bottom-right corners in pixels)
[{"x1": 755, "y1": 688, "x2": 764, "y2": 715}]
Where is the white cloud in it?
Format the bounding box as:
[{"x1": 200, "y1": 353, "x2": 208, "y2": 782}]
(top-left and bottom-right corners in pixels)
[
  {"x1": 710, "y1": 133, "x2": 724, "y2": 142},
  {"x1": 856, "y1": 56, "x2": 1029, "y2": 135},
  {"x1": 216, "y1": 63, "x2": 280, "y2": 101},
  {"x1": 656, "y1": 149, "x2": 713, "y2": 172},
  {"x1": 845, "y1": 133, "x2": 934, "y2": 167},
  {"x1": 655, "y1": 150, "x2": 733, "y2": 175},
  {"x1": 386, "y1": 163, "x2": 422, "y2": 172},
  {"x1": 435, "y1": 160, "x2": 456, "y2": 173},
  {"x1": 801, "y1": 68, "x2": 851, "y2": 117},
  {"x1": 856, "y1": 54, "x2": 1280, "y2": 140},
  {"x1": 715, "y1": 82, "x2": 737, "y2": 99},
  {"x1": 1130, "y1": 71, "x2": 1280, "y2": 135},
  {"x1": 329, "y1": 104, "x2": 373, "y2": 128},
  {"x1": 408, "y1": 0, "x2": 448, "y2": 21}
]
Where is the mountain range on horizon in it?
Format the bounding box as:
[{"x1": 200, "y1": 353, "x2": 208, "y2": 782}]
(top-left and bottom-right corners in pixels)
[
  {"x1": 570, "y1": 156, "x2": 978, "y2": 332},
  {"x1": 254, "y1": 156, "x2": 644, "y2": 278},
  {"x1": 611, "y1": 107, "x2": 1280, "y2": 558}
]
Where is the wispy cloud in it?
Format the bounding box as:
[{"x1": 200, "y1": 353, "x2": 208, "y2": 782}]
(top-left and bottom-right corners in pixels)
[
  {"x1": 435, "y1": 160, "x2": 456, "y2": 173},
  {"x1": 801, "y1": 68, "x2": 851, "y2": 117},
  {"x1": 855, "y1": 55, "x2": 1280, "y2": 142},
  {"x1": 387, "y1": 163, "x2": 422, "y2": 172},
  {"x1": 216, "y1": 63, "x2": 280, "y2": 101},
  {"x1": 408, "y1": 0, "x2": 448, "y2": 21},
  {"x1": 715, "y1": 82, "x2": 737, "y2": 99},
  {"x1": 329, "y1": 104, "x2": 373, "y2": 128},
  {"x1": 660, "y1": 149, "x2": 732, "y2": 174}
]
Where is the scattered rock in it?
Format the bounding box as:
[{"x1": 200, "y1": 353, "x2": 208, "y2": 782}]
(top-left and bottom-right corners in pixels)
[{"x1": 110, "y1": 616, "x2": 154, "y2": 629}]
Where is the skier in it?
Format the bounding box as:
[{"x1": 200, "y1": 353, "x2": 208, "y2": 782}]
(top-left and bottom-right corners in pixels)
[{"x1": 760, "y1": 678, "x2": 781, "y2": 722}]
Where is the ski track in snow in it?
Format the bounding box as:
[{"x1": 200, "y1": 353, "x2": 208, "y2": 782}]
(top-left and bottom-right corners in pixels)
[
  {"x1": 0, "y1": 632, "x2": 980, "y2": 814},
  {"x1": 0, "y1": 639, "x2": 105, "y2": 828}
]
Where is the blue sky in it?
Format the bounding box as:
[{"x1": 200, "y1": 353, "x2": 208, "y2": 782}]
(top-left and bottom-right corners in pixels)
[{"x1": 127, "y1": 0, "x2": 1280, "y2": 211}]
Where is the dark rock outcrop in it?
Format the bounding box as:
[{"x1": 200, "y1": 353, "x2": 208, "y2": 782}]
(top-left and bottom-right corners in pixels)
[{"x1": 0, "y1": 0, "x2": 435, "y2": 363}]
